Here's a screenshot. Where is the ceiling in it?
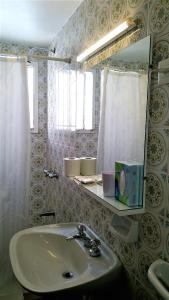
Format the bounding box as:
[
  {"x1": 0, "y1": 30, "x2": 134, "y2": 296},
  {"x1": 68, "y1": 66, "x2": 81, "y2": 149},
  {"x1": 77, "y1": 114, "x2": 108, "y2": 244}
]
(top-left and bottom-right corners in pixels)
[{"x1": 0, "y1": 0, "x2": 83, "y2": 48}]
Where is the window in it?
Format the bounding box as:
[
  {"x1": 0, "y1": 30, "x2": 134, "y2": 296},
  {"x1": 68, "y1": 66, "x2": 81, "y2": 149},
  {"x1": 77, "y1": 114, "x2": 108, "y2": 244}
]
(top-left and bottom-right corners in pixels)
[
  {"x1": 27, "y1": 62, "x2": 38, "y2": 133},
  {"x1": 55, "y1": 68, "x2": 94, "y2": 131}
]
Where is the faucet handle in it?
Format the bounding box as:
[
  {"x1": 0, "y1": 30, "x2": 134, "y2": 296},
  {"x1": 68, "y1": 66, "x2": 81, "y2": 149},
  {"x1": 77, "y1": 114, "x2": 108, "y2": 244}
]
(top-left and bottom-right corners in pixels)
[
  {"x1": 90, "y1": 238, "x2": 101, "y2": 248},
  {"x1": 83, "y1": 236, "x2": 92, "y2": 248},
  {"x1": 77, "y1": 224, "x2": 86, "y2": 236},
  {"x1": 89, "y1": 239, "x2": 101, "y2": 257},
  {"x1": 48, "y1": 171, "x2": 59, "y2": 178},
  {"x1": 44, "y1": 168, "x2": 50, "y2": 176}
]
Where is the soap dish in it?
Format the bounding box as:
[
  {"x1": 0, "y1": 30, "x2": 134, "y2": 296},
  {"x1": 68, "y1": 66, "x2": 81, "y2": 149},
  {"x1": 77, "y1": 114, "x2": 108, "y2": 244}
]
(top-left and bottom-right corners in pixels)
[{"x1": 110, "y1": 215, "x2": 138, "y2": 243}]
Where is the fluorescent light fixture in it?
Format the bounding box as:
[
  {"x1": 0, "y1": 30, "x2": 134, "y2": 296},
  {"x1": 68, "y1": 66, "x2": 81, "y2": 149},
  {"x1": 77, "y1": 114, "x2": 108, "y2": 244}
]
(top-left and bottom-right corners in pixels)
[
  {"x1": 0, "y1": 54, "x2": 18, "y2": 59},
  {"x1": 77, "y1": 18, "x2": 138, "y2": 62}
]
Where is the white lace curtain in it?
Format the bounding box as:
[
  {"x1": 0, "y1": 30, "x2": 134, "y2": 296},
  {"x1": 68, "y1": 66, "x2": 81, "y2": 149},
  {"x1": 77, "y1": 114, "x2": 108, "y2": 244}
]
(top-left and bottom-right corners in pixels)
[
  {"x1": 97, "y1": 68, "x2": 147, "y2": 173},
  {"x1": 0, "y1": 57, "x2": 30, "y2": 287}
]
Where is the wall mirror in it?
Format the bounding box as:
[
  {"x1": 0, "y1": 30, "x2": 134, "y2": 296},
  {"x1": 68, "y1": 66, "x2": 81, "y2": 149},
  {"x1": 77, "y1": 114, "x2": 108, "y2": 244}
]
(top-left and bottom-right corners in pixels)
[{"x1": 83, "y1": 35, "x2": 151, "y2": 213}]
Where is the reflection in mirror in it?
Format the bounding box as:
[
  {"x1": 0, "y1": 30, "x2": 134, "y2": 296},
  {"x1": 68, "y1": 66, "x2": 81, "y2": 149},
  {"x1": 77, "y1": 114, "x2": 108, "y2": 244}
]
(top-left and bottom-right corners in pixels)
[
  {"x1": 84, "y1": 36, "x2": 150, "y2": 207},
  {"x1": 90, "y1": 35, "x2": 151, "y2": 207}
]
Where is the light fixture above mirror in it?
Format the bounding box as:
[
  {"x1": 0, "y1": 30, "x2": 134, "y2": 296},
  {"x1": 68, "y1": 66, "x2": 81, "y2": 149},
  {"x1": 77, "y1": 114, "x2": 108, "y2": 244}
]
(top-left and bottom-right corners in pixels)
[{"x1": 77, "y1": 18, "x2": 141, "y2": 63}]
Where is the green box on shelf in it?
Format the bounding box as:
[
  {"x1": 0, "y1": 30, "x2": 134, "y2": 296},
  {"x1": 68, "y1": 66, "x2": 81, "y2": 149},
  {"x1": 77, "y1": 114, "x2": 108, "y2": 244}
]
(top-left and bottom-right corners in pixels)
[{"x1": 115, "y1": 161, "x2": 144, "y2": 207}]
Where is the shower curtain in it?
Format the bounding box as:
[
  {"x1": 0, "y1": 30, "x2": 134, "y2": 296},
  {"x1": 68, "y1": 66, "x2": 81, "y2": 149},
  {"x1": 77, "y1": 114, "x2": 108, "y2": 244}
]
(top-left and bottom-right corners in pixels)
[
  {"x1": 0, "y1": 57, "x2": 30, "y2": 287},
  {"x1": 97, "y1": 68, "x2": 147, "y2": 173}
]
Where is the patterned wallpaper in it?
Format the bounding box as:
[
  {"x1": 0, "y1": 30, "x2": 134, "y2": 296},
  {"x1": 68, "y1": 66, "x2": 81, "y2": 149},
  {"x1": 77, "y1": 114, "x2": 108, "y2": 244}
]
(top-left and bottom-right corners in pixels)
[
  {"x1": 1, "y1": 0, "x2": 169, "y2": 299},
  {"x1": 47, "y1": 1, "x2": 169, "y2": 300},
  {"x1": 0, "y1": 42, "x2": 49, "y2": 226}
]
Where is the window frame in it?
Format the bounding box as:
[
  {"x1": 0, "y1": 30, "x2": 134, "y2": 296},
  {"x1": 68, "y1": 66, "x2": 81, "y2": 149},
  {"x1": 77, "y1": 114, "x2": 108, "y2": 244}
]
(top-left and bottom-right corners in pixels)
[
  {"x1": 55, "y1": 68, "x2": 95, "y2": 132},
  {"x1": 75, "y1": 69, "x2": 96, "y2": 134}
]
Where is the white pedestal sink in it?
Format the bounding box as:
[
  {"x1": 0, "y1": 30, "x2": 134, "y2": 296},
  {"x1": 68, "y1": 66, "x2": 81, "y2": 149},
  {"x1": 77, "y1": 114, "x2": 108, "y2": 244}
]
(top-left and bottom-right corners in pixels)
[
  {"x1": 9, "y1": 223, "x2": 122, "y2": 296},
  {"x1": 148, "y1": 259, "x2": 169, "y2": 300}
]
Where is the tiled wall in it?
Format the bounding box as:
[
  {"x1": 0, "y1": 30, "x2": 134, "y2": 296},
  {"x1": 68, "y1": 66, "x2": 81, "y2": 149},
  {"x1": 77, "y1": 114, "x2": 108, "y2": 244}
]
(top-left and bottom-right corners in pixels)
[
  {"x1": 1, "y1": 0, "x2": 169, "y2": 299},
  {"x1": 0, "y1": 42, "x2": 49, "y2": 226},
  {"x1": 47, "y1": 1, "x2": 169, "y2": 299}
]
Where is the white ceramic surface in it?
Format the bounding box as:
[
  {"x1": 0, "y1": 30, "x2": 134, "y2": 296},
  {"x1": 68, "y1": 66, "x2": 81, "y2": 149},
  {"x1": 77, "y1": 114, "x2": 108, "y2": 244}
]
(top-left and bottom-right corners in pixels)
[
  {"x1": 9, "y1": 223, "x2": 121, "y2": 294},
  {"x1": 148, "y1": 258, "x2": 169, "y2": 300}
]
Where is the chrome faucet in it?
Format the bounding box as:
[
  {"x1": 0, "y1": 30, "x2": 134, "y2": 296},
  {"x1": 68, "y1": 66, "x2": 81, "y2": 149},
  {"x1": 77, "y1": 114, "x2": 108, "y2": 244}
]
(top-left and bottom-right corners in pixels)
[
  {"x1": 66, "y1": 226, "x2": 101, "y2": 257},
  {"x1": 77, "y1": 224, "x2": 86, "y2": 238},
  {"x1": 88, "y1": 239, "x2": 101, "y2": 257},
  {"x1": 44, "y1": 169, "x2": 59, "y2": 179},
  {"x1": 66, "y1": 224, "x2": 87, "y2": 241},
  {"x1": 48, "y1": 171, "x2": 59, "y2": 178}
]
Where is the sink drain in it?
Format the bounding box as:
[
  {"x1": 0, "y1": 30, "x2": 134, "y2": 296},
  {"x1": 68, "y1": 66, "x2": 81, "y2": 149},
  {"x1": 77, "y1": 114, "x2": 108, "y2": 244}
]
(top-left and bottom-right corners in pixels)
[{"x1": 62, "y1": 271, "x2": 74, "y2": 279}]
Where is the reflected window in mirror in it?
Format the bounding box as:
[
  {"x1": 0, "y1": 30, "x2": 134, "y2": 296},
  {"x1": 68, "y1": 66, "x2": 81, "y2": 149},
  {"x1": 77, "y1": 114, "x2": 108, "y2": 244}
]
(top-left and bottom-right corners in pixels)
[{"x1": 94, "y1": 35, "x2": 151, "y2": 175}]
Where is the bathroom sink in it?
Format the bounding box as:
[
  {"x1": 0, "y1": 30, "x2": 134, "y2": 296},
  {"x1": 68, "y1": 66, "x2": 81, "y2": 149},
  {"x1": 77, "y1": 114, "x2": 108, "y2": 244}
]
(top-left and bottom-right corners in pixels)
[
  {"x1": 148, "y1": 259, "x2": 169, "y2": 300},
  {"x1": 9, "y1": 223, "x2": 121, "y2": 295}
]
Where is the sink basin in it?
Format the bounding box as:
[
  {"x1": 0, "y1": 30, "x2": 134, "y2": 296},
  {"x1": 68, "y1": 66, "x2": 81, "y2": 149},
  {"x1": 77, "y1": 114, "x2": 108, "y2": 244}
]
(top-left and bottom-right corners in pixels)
[
  {"x1": 148, "y1": 259, "x2": 169, "y2": 300},
  {"x1": 9, "y1": 223, "x2": 121, "y2": 295}
]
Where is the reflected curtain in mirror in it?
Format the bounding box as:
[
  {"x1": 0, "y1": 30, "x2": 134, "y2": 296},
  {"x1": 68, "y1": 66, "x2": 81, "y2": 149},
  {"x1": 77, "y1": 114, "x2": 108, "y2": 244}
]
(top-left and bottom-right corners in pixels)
[{"x1": 97, "y1": 68, "x2": 147, "y2": 173}]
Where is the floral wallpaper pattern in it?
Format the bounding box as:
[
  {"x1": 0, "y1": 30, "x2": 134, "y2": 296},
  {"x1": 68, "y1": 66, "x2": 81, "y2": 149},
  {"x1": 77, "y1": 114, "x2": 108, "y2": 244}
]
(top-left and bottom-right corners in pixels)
[
  {"x1": 0, "y1": 0, "x2": 169, "y2": 299},
  {"x1": 47, "y1": 0, "x2": 169, "y2": 300}
]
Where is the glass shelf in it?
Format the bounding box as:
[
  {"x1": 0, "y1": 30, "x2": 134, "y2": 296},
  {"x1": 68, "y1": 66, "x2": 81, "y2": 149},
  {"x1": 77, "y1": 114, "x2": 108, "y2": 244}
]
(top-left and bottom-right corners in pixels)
[{"x1": 75, "y1": 181, "x2": 145, "y2": 216}]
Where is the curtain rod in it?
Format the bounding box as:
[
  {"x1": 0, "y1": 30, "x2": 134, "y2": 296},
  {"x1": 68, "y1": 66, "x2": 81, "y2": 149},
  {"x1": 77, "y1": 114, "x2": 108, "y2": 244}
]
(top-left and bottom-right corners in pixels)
[
  {"x1": 0, "y1": 53, "x2": 71, "y2": 64},
  {"x1": 110, "y1": 68, "x2": 147, "y2": 75},
  {"x1": 94, "y1": 64, "x2": 147, "y2": 73},
  {"x1": 28, "y1": 55, "x2": 71, "y2": 63}
]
